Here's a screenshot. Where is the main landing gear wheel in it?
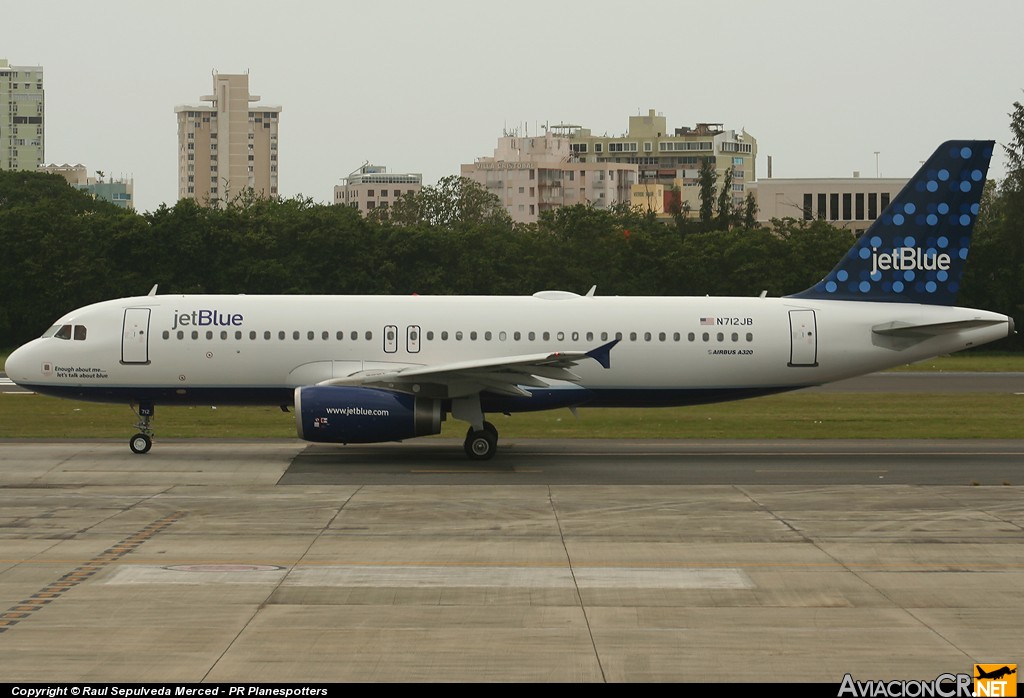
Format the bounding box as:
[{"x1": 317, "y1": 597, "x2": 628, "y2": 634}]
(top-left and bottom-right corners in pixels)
[
  {"x1": 464, "y1": 421, "x2": 498, "y2": 461},
  {"x1": 129, "y1": 433, "x2": 152, "y2": 454}
]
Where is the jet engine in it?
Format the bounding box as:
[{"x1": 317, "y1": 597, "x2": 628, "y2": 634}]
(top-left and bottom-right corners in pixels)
[{"x1": 294, "y1": 386, "x2": 442, "y2": 444}]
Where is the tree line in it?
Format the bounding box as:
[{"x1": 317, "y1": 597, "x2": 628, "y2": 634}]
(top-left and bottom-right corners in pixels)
[{"x1": 1, "y1": 103, "x2": 1021, "y2": 351}]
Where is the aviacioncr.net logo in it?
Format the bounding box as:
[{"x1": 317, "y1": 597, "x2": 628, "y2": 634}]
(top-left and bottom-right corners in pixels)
[{"x1": 838, "y1": 673, "x2": 973, "y2": 697}]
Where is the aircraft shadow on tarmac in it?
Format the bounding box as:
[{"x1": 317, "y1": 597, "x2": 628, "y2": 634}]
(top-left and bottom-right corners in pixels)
[{"x1": 277, "y1": 440, "x2": 1024, "y2": 486}]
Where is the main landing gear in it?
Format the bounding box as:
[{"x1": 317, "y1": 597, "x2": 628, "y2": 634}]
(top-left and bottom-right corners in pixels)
[
  {"x1": 129, "y1": 402, "x2": 154, "y2": 454},
  {"x1": 464, "y1": 421, "x2": 498, "y2": 461},
  {"x1": 453, "y1": 395, "x2": 499, "y2": 461}
]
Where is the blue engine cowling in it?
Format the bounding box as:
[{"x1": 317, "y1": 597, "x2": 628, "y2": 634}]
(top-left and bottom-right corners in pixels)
[{"x1": 295, "y1": 386, "x2": 442, "y2": 444}]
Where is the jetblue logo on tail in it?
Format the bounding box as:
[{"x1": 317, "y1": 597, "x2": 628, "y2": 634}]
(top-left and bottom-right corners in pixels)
[
  {"x1": 791, "y1": 141, "x2": 993, "y2": 306},
  {"x1": 870, "y1": 247, "x2": 951, "y2": 274}
]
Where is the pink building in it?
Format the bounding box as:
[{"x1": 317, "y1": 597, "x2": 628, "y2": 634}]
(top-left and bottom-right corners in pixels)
[{"x1": 461, "y1": 131, "x2": 638, "y2": 224}]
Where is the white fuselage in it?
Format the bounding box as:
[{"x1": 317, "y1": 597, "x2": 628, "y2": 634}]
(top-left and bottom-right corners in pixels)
[{"x1": 5, "y1": 293, "x2": 1012, "y2": 409}]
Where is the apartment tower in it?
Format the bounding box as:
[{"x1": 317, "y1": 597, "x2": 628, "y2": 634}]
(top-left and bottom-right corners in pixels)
[
  {"x1": 175, "y1": 72, "x2": 280, "y2": 206},
  {"x1": 0, "y1": 59, "x2": 44, "y2": 171}
]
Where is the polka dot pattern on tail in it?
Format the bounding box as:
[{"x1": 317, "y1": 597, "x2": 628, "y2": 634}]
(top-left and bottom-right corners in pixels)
[{"x1": 789, "y1": 140, "x2": 994, "y2": 307}]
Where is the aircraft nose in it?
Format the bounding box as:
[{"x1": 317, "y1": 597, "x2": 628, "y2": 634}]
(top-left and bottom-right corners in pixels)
[{"x1": 4, "y1": 343, "x2": 35, "y2": 385}]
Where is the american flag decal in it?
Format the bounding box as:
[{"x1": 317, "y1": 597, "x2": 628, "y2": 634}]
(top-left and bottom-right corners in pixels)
[{"x1": 700, "y1": 317, "x2": 715, "y2": 325}]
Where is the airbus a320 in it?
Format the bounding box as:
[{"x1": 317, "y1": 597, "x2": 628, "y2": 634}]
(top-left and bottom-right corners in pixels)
[{"x1": 5, "y1": 141, "x2": 1013, "y2": 459}]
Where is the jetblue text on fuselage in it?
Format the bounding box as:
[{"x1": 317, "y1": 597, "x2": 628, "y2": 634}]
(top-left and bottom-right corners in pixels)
[
  {"x1": 171, "y1": 309, "x2": 243, "y2": 330},
  {"x1": 870, "y1": 247, "x2": 952, "y2": 275}
]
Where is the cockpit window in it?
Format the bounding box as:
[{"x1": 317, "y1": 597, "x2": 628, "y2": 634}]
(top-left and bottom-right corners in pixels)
[
  {"x1": 74, "y1": 325, "x2": 87, "y2": 341},
  {"x1": 54, "y1": 324, "x2": 73, "y2": 340},
  {"x1": 41, "y1": 324, "x2": 61, "y2": 338}
]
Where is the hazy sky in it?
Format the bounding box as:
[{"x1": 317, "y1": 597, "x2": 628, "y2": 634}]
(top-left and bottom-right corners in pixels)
[{"x1": 5, "y1": 0, "x2": 1022, "y2": 213}]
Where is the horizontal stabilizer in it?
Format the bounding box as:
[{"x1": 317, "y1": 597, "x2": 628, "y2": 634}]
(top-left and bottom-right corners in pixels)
[{"x1": 872, "y1": 318, "x2": 1006, "y2": 337}]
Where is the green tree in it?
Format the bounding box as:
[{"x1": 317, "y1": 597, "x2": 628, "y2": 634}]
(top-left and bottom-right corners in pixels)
[
  {"x1": 742, "y1": 191, "x2": 758, "y2": 229},
  {"x1": 373, "y1": 176, "x2": 511, "y2": 229},
  {"x1": 697, "y1": 157, "x2": 717, "y2": 228},
  {"x1": 960, "y1": 102, "x2": 1024, "y2": 348},
  {"x1": 716, "y1": 166, "x2": 734, "y2": 229}
]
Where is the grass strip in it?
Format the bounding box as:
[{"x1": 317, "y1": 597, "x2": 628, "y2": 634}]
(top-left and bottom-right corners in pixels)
[{"x1": 1, "y1": 392, "x2": 1021, "y2": 440}]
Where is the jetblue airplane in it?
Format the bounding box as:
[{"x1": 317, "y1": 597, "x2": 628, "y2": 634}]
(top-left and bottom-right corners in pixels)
[{"x1": 4, "y1": 141, "x2": 1014, "y2": 459}]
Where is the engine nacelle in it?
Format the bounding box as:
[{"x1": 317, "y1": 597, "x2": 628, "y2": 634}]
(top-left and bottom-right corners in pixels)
[{"x1": 294, "y1": 386, "x2": 442, "y2": 444}]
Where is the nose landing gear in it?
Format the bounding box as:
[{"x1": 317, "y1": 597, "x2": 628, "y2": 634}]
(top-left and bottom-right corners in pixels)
[{"x1": 129, "y1": 402, "x2": 154, "y2": 454}]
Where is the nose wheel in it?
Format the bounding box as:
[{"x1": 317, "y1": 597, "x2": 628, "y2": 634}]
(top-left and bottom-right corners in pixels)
[
  {"x1": 129, "y1": 402, "x2": 155, "y2": 454},
  {"x1": 129, "y1": 433, "x2": 152, "y2": 454}
]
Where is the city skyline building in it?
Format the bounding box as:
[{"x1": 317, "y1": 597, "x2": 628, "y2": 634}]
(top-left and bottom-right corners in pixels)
[
  {"x1": 750, "y1": 176, "x2": 907, "y2": 236},
  {"x1": 564, "y1": 109, "x2": 757, "y2": 217},
  {"x1": 0, "y1": 58, "x2": 44, "y2": 172},
  {"x1": 461, "y1": 131, "x2": 638, "y2": 224},
  {"x1": 335, "y1": 164, "x2": 422, "y2": 214},
  {"x1": 174, "y1": 72, "x2": 280, "y2": 207},
  {"x1": 39, "y1": 163, "x2": 134, "y2": 209}
]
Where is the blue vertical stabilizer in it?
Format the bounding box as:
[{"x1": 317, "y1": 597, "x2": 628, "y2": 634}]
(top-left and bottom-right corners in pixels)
[{"x1": 789, "y1": 140, "x2": 994, "y2": 305}]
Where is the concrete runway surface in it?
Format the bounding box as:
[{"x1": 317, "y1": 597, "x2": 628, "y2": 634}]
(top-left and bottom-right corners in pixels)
[{"x1": 0, "y1": 439, "x2": 1021, "y2": 682}]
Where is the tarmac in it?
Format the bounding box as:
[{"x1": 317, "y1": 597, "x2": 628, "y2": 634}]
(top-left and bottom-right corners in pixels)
[{"x1": 0, "y1": 438, "x2": 1021, "y2": 683}]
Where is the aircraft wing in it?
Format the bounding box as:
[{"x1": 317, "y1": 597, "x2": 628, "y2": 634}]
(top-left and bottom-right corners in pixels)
[{"x1": 319, "y1": 339, "x2": 619, "y2": 398}]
